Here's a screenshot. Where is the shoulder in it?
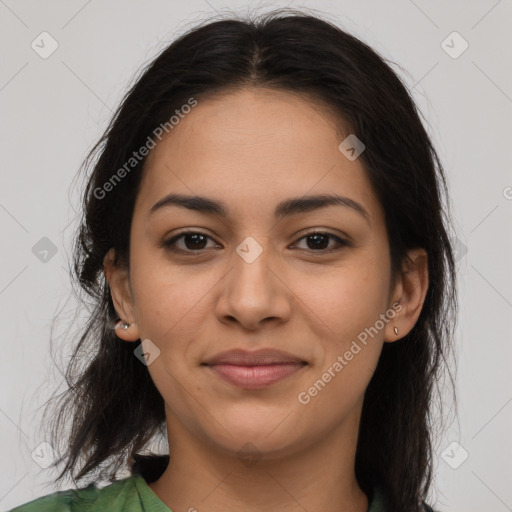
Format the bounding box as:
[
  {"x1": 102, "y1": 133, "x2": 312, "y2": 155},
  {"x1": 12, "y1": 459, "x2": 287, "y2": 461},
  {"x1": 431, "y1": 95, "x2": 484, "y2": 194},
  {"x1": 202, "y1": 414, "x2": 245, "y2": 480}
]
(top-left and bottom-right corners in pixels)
[{"x1": 7, "y1": 475, "x2": 141, "y2": 512}]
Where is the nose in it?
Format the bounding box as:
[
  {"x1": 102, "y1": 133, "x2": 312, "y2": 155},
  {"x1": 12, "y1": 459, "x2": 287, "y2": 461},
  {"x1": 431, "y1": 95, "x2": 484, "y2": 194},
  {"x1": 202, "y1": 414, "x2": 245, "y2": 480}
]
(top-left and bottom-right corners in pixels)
[{"x1": 214, "y1": 241, "x2": 292, "y2": 331}]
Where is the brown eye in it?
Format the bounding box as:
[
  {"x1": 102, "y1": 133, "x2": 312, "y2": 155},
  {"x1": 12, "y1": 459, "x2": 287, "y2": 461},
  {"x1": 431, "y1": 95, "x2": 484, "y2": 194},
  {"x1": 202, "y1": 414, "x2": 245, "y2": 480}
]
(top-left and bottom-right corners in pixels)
[
  {"x1": 293, "y1": 232, "x2": 350, "y2": 252},
  {"x1": 163, "y1": 231, "x2": 218, "y2": 253}
]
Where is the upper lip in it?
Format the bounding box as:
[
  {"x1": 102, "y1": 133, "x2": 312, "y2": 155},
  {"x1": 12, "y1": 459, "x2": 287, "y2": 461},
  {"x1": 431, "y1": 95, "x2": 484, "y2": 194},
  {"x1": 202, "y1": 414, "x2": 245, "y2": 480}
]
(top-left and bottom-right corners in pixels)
[{"x1": 203, "y1": 348, "x2": 306, "y2": 366}]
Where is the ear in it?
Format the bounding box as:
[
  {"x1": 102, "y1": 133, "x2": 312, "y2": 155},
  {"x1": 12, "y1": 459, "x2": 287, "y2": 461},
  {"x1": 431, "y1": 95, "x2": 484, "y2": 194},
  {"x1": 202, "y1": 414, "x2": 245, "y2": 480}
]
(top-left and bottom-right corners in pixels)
[
  {"x1": 384, "y1": 248, "x2": 429, "y2": 343},
  {"x1": 103, "y1": 248, "x2": 141, "y2": 342}
]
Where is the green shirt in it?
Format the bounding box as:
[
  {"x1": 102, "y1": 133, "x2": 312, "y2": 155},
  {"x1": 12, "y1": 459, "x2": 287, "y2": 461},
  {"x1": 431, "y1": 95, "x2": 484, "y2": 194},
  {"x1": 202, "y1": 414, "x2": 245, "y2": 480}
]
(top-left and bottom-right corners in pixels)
[{"x1": 8, "y1": 473, "x2": 388, "y2": 511}]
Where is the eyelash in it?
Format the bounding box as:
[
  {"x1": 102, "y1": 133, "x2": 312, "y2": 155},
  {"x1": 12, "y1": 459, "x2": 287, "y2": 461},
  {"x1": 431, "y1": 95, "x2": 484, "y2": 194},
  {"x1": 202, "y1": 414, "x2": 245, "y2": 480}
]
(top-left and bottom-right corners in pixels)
[{"x1": 162, "y1": 230, "x2": 350, "y2": 255}]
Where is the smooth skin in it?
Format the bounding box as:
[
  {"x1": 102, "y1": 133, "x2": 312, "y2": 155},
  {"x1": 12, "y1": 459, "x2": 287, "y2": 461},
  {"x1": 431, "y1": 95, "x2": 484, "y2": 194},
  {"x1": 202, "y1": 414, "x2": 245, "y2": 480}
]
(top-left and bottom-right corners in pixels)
[{"x1": 104, "y1": 87, "x2": 429, "y2": 512}]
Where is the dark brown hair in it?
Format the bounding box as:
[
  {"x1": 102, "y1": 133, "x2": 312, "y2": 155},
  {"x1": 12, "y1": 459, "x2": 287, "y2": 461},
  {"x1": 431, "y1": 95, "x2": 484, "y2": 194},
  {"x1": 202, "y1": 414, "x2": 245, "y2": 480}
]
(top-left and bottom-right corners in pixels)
[{"x1": 40, "y1": 8, "x2": 457, "y2": 512}]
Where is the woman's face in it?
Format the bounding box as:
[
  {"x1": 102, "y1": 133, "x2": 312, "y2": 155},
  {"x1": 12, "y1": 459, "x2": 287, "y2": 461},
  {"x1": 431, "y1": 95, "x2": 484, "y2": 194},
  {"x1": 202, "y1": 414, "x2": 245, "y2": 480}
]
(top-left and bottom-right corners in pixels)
[{"x1": 106, "y1": 87, "x2": 421, "y2": 461}]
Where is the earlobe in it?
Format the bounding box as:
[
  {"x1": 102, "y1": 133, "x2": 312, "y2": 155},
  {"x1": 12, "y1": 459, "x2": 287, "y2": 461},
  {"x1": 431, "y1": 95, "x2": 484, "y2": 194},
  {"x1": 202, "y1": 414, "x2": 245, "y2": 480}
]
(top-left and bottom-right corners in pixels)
[
  {"x1": 383, "y1": 307, "x2": 402, "y2": 343},
  {"x1": 113, "y1": 319, "x2": 140, "y2": 342}
]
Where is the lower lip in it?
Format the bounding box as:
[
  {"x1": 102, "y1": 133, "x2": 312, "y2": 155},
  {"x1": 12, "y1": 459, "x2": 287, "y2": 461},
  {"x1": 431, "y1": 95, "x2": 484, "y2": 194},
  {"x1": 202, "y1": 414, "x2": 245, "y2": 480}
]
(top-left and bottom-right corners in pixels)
[{"x1": 205, "y1": 363, "x2": 306, "y2": 389}]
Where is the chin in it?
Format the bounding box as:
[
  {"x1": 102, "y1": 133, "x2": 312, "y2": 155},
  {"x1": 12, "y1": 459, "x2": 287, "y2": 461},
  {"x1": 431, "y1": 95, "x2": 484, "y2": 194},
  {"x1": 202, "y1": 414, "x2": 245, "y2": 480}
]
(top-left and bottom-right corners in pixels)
[{"x1": 202, "y1": 415, "x2": 305, "y2": 459}]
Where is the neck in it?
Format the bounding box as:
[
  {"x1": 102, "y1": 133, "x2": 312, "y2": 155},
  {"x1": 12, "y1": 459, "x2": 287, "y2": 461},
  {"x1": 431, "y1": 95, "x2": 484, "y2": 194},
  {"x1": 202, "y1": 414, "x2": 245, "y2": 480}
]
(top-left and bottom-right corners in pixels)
[{"x1": 148, "y1": 403, "x2": 369, "y2": 512}]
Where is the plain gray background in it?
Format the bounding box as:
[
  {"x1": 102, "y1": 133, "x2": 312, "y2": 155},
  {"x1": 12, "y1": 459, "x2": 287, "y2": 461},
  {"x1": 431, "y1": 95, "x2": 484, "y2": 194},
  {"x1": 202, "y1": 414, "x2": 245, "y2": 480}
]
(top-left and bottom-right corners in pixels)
[{"x1": 1, "y1": 1, "x2": 511, "y2": 510}]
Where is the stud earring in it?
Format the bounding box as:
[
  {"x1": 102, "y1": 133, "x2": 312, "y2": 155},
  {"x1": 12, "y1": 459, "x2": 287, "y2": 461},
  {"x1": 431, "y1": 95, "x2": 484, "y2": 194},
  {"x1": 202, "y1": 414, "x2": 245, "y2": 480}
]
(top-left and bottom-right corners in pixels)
[{"x1": 117, "y1": 320, "x2": 130, "y2": 330}]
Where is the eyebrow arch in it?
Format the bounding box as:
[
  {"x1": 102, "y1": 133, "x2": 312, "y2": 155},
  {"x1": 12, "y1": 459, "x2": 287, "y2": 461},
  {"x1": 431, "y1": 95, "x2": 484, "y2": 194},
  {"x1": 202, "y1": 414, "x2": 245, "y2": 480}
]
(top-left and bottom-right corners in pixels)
[{"x1": 148, "y1": 192, "x2": 371, "y2": 225}]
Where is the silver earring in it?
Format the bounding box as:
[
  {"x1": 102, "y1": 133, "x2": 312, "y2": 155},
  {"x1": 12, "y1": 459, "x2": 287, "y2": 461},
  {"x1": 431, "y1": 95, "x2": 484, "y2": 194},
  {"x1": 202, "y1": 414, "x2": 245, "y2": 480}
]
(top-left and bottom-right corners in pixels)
[
  {"x1": 394, "y1": 326, "x2": 399, "y2": 335},
  {"x1": 117, "y1": 320, "x2": 130, "y2": 330}
]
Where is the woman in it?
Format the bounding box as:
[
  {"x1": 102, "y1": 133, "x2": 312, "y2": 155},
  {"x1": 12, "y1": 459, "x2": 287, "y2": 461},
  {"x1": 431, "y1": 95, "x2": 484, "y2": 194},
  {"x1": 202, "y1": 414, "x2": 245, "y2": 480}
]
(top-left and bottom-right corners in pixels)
[{"x1": 10, "y1": 8, "x2": 457, "y2": 512}]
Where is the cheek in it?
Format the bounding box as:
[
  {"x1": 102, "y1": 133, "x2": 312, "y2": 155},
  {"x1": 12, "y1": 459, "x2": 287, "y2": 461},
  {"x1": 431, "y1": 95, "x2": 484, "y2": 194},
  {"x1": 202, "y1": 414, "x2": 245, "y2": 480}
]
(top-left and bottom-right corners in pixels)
[
  {"x1": 296, "y1": 258, "x2": 390, "y2": 339},
  {"x1": 129, "y1": 258, "x2": 211, "y2": 403},
  {"x1": 295, "y1": 268, "x2": 386, "y2": 418},
  {"x1": 131, "y1": 247, "x2": 213, "y2": 332},
  {"x1": 292, "y1": 257, "x2": 389, "y2": 393}
]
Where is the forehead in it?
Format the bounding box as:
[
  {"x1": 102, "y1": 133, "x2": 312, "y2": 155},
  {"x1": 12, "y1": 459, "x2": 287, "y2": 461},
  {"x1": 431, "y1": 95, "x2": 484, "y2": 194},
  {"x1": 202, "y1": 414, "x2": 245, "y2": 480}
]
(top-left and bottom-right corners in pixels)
[{"x1": 137, "y1": 87, "x2": 384, "y2": 227}]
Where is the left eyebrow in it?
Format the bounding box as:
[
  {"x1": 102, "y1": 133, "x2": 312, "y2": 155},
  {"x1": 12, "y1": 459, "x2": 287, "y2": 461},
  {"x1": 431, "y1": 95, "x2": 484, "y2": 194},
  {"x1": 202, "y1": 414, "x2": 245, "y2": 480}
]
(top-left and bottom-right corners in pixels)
[{"x1": 148, "y1": 192, "x2": 371, "y2": 226}]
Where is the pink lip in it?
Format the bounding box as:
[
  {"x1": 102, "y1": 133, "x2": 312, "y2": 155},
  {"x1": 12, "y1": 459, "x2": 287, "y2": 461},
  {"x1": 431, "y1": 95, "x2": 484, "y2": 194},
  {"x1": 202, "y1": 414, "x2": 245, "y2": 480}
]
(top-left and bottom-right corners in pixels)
[
  {"x1": 206, "y1": 363, "x2": 306, "y2": 389},
  {"x1": 203, "y1": 348, "x2": 306, "y2": 366}
]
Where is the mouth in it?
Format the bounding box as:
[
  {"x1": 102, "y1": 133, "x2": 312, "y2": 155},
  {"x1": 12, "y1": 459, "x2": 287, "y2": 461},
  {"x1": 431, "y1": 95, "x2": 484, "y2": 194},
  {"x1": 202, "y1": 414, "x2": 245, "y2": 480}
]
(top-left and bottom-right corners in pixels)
[
  {"x1": 204, "y1": 362, "x2": 307, "y2": 390},
  {"x1": 203, "y1": 348, "x2": 306, "y2": 365},
  {"x1": 202, "y1": 348, "x2": 308, "y2": 389},
  {"x1": 201, "y1": 348, "x2": 308, "y2": 390}
]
